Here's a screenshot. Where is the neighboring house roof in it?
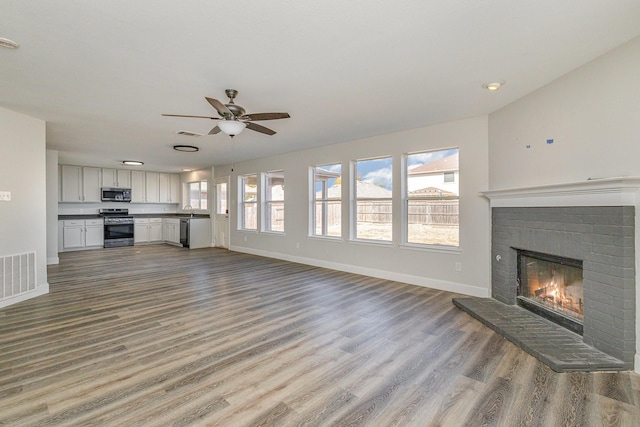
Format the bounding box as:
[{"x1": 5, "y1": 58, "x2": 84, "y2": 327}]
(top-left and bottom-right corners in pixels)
[
  {"x1": 408, "y1": 152, "x2": 459, "y2": 175},
  {"x1": 409, "y1": 186, "x2": 457, "y2": 197},
  {"x1": 317, "y1": 181, "x2": 392, "y2": 199}
]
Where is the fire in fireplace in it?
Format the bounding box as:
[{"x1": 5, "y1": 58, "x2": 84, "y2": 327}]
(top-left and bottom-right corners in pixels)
[{"x1": 516, "y1": 249, "x2": 584, "y2": 335}]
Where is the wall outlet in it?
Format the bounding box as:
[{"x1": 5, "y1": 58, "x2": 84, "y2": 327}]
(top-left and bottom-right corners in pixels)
[
  {"x1": 0, "y1": 191, "x2": 11, "y2": 201},
  {"x1": 455, "y1": 262, "x2": 462, "y2": 272},
  {"x1": 243, "y1": 236, "x2": 247, "y2": 242},
  {"x1": 296, "y1": 242, "x2": 300, "y2": 249}
]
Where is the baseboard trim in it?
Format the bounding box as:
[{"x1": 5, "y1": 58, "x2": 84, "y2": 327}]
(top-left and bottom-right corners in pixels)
[
  {"x1": 229, "y1": 246, "x2": 489, "y2": 298},
  {"x1": 47, "y1": 257, "x2": 59, "y2": 265},
  {"x1": 635, "y1": 354, "x2": 640, "y2": 374},
  {"x1": 0, "y1": 283, "x2": 49, "y2": 309}
]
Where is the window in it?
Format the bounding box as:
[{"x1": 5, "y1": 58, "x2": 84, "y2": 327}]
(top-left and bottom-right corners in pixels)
[
  {"x1": 239, "y1": 174, "x2": 257, "y2": 230},
  {"x1": 312, "y1": 163, "x2": 341, "y2": 237},
  {"x1": 186, "y1": 181, "x2": 207, "y2": 210},
  {"x1": 405, "y1": 148, "x2": 459, "y2": 247},
  {"x1": 353, "y1": 157, "x2": 392, "y2": 241},
  {"x1": 216, "y1": 181, "x2": 227, "y2": 214},
  {"x1": 263, "y1": 171, "x2": 284, "y2": 233}
]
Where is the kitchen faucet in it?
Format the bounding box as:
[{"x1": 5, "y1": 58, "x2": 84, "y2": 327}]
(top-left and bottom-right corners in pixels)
[{"x1": 183, "y1": 205, "x2": 194, "y2": 218}]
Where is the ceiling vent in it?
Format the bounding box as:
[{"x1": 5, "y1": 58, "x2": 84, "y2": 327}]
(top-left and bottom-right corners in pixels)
[{"x1": 176, "y1": 130, "x2": 203, "y2": 137}]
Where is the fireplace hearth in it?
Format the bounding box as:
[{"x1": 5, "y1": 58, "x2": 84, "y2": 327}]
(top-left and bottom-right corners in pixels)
[{"x1": 516, "y1": 249, "x2": 584, "y2": 335}]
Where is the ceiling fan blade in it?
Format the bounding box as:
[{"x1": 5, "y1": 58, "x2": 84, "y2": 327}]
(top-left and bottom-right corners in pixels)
[
  {"x1": 242, "y1": 112, "x2": 290, "y2": 121},
  {"x1": 205, "y1": 97, "x2": 232, "y2": 117},
  {"x1": 246, "y1": 122, "x2": 276, "y2": 135},
  {"x1": 162, "y1": 114, "x2": 219, "y2": 119},
  {"x1": 208, "y1": 126, "x2": 221, "y2": 135}
]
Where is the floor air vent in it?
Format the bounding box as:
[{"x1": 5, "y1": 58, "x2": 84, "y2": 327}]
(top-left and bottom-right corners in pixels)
[{"x1": 1, "y1": 252, "x2": 36, "y2": 300}]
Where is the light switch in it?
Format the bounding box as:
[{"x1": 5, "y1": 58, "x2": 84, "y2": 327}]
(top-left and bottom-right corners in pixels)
[{"x1": 0, "y1": 191, "x2": 11, "y2": 201}]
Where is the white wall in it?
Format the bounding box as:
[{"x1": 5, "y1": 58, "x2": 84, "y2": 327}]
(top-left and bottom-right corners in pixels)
[
  {"x1": 216, "y1": 116, "x2": 490, "y2": 297},
  {"x1": 489, "y1": 36, "x2": 640, "y2": 188},
  {"x1": 488, "y1": 35, "x2": 640, "y2": 373},
  {"x1": 0, "y1": 107, "x2": 49, "y2": 307},
  {"x1": 46, "y1": 150, "x2": 59, "y2": 264}
]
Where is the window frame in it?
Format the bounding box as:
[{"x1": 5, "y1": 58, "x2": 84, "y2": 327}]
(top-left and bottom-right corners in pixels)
[
  {"x1": 184, "y1": 180, "x2": 208, "y2": 211},
  {"x1": 351, "y1": 156, "x2": 393, "y2": 243},
  {"x1": 311, "y1": 163, "x2": 342, "y2": 239},
  {"x1": 403, "y1": 148, "x2": 460, "y2": 249},
  {"x1": 262, "y1": 170, "x2": 285, "y2": 234},
  {"x1": 239, "y1": 174, "x2": 258, "y2": 231}
]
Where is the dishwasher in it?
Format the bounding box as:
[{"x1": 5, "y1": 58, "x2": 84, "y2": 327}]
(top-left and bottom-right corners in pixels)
[{"x1": 179, "y1": 218, "x2": 189, "y2": 248}]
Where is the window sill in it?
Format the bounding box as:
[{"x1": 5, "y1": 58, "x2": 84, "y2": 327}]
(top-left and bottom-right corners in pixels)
[
  {"x1": 349, "y1": 238, "x2": 394, "y2": 248},
  {"x1": 399, "y1": 243, "x2": 461, "y2": 254},
  {"x1": 307, "y1": 235, "x2": 343, "y2": 243},
  {"x1": 261, "y1": 231, "x2": 285, "y2": 237}
]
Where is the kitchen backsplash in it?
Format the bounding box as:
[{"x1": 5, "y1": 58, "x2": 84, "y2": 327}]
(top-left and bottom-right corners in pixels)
[{"x1": 58, "y1": 202, "x2": 179, "y2": 215}]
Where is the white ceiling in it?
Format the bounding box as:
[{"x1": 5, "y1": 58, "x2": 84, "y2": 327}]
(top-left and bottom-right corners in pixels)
[{"x1": 2, "y1": 1, "x2": 640, "y2": 172}]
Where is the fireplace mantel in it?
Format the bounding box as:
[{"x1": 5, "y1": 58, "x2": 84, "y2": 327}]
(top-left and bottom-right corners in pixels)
[{"x1": 481, "y1": 177, "x2": 640, "y2": 208}]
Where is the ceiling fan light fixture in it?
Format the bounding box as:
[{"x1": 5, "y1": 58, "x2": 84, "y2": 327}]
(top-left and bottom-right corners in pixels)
[
  {"x1": 122, "y1": 160, "x2": 144, "y2": 166},
  {"x1": 217, "y1": 120, "x2": 246, "y2": 137}
]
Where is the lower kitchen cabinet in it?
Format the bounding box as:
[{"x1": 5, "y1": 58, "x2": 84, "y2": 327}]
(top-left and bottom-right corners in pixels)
[
  {"x1": 60, "y1": 219, "x2": 104, "y2": 251},
  {"x1": 134, "y1": 218, "x2": 164, "y2": 244},
  {"x1": 163, "y1": 218, "x2": 180, "y2": 245}
]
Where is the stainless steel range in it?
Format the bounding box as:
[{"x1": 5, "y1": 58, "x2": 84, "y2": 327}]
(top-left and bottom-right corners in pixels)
[{"x1": 100, "y1": 208, "x2": 134, "y2": 247}]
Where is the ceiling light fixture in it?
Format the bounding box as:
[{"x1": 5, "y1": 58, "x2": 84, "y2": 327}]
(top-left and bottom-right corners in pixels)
[
  {"x1": 217, "y1": 120, "x2": 246, "y2": 137},
  {"x1": 0, "y1": 37, "x2": 20, "y2": 49},
  {"x1": 173, "y1": 145, "x2": 199, "y2": 152},
  {"x1": 122, "y1": 160, "x2": 144, "y2": 166},
  {"x1": 483, "y1": 81, "x2": 505, "y2": 91}
]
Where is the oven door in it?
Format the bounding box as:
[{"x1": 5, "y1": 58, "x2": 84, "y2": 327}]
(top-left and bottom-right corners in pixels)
[{"x1": 104, "y1": 222, "x2": 134, "y2": 247}]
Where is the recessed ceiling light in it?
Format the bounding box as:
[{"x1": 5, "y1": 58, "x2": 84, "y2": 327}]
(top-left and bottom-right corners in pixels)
[
  {"x1": 182, "y1": 168, "x2": 194, "y2": 172},
  {"x1": 173, "y1": 145, "x2": 199, "y2": 152},
  {"x1": 0, "y1": 37, "x2": 20, "y2": 49},
  {"x1": 122, "y1": 160, "x2": 144, "y2": 166},
  {"x1": 483, "y1": 81, "x2": 505, "y2": 91}
]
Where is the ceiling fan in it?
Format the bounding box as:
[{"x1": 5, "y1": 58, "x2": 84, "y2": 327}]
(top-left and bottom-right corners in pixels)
[{"x1": 162, "y1": 89, "x2": 290, "y2": 137}]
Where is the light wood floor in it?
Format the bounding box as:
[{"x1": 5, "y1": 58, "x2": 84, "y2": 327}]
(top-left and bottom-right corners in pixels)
[{"x1": 1, "y1": 245, "x2": 639, "y2": 426}]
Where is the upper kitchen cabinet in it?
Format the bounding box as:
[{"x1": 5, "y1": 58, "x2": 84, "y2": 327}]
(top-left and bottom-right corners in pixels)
[
  {"x1": 60, "y1": 165, "x2": 101, "y2": 202},
  {"x1": 145, "y1": 172, "x2": 160, "y2": 203},
  {"x1": 159, "y1": 173, "x2": 180, "y2": 204},
  {"x1": 131, "y1": 170, "x2": 145, "y2": 203},
  {"x1": 102, "y1": 168, "x2": 131, "y2": 188}
]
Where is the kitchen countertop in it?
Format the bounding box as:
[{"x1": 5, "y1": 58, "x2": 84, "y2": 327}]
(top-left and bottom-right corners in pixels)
[{"x1": 58, "y1": 214, "x2": 210, "y2": 220}]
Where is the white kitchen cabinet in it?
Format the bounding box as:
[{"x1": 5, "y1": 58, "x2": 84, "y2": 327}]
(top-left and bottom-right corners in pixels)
[
  {"x1": 159, "y1": 173, "x2": 180, "y2": 204},
  {"x1": 149, "y1": 218, "x2": 164, "y2": 242},
  {"x1": 163, "y1": 218, "x2": 180, "y2": 245},
  {"x1": 83, "y1": 167, "x2": 102, "y2": 202},
  {"x1": 135, "y1": 218, "x2": 163, "y2": 244},
  {"x1": 170, "y1": 174, "x2": 180, "y2": 204},
  {"x1": 131, "y1": 170, "x2": 146, "y2": 203},
  {"x1": 62, "y1": 220, "x2": 85, "y2": 249},
  {"x1": 145, "y1": 172, "x2": 160, "y2": 203},
  {"x1": 60, "y1": 166, "x2": 102, "y2": 202},
  {"x1": 85, "y1": 219, "x2": 105, "y2": 247},
  {"x1": 61, "y1": 219, "x2": 104, "y2": 250},
  {"x1": 102, "y1": 168, "x2": 131, "y2": 188},
  {"x1": 134, "y1": 218, "x2": 150, "y2": 243}
]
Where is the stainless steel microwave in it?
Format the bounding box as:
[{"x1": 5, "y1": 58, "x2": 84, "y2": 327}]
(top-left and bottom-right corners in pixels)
[{"x1": 101, "y1": 187, "x2": 132, "y2": 202}]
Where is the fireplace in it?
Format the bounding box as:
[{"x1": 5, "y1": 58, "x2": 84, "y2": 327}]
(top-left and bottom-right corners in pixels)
[{"x1": 516, "y1": 249, "x2": 584, "y2": 335}]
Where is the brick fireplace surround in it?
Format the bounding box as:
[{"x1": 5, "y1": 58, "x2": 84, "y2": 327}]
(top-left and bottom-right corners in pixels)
[{"x1": 459, "y1": 178, "x2": 639, "y2": 371}]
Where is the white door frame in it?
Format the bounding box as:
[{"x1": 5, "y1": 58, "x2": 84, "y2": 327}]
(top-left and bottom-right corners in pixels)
[{"x1": 214, "y1": 176, "x2": 230, "y2": 249}]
